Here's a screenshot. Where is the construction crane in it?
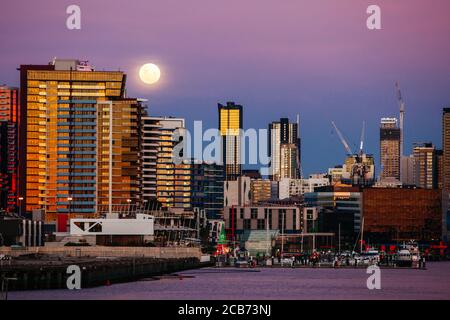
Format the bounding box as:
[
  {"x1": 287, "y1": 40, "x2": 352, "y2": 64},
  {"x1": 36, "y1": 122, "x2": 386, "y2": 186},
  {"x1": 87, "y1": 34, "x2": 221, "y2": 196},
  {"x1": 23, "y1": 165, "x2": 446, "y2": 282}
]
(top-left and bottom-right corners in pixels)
[
  {"x1": 359, "y1": 121, "x2": 365, "y2": 156},
  {"x1": 331, "y1": 121, "x2": 374, "y2": 186},
  {"x1": 331, "y1": 121, "x2": 353, "y2": 155},
  {"x1": 395, "y1": 82, "x2": 405, "y2": 159}
]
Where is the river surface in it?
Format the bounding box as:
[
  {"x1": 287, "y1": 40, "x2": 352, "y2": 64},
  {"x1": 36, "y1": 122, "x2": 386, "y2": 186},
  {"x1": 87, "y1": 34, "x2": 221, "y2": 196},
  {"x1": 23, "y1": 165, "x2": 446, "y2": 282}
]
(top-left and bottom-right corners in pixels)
[{"x1": 9, "y1": 262, "x2": 450, "y2": 300}]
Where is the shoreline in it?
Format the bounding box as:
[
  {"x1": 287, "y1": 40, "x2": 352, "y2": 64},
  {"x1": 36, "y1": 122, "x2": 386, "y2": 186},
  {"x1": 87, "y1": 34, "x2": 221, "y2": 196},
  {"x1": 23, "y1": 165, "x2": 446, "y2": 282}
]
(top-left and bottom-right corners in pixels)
[{"x1": 1, "y1": 254, "x2": 208, "y2": 291}]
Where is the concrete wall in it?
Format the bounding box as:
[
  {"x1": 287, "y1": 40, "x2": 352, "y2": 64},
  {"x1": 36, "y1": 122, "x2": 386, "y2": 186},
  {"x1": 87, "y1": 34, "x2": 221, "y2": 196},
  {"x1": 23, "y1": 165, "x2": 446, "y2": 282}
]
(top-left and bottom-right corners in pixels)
[{"x1": 0, "y1": 246, "x2": 202, "y2": 259}]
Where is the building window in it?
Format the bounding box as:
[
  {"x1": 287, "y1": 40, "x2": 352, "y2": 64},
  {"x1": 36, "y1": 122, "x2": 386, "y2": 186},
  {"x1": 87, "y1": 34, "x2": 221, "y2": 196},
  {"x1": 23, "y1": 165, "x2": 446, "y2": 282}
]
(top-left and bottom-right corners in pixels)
[
  {"x1": 268, "y1": 213, "x2": 273, "y2": 229},
  {"x1": 243, "y1": 219, "x2": 251, "y2": 230},
  {"x1": 251, "y1": 208, "x2": 257, "y2": 219},
  {"x1": 257, "y1": 219, "x2": 265, "y2": 230},
  {"x1": 292, "y1": 210, "x2": 297, "y2": 230}
]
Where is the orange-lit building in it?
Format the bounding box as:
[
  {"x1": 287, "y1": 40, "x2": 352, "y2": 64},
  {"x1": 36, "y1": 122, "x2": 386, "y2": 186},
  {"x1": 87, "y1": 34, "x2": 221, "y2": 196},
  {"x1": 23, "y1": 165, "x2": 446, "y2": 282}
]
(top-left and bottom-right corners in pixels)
[
  {"x1": 363, "y1": 188, "x2": 442, "y2": 242},
  {"x1": 218, "y1": 102, "x2": 242, "y2": 181},
  {"x1": 18, "y1": 59, "x2": 143, "y2": 228},
  {"x1": 413, "y1": 142, "x2": 438, "y2": 189},
  {"x1": 0, "y1": 85, "x2": 19, "y2": 214},
  {"x1": 380, "y1": 118, "x2": 400, "y2": 180},
  {"x1": 443, "y1": 108, "x2": 450, "y2": 239}
]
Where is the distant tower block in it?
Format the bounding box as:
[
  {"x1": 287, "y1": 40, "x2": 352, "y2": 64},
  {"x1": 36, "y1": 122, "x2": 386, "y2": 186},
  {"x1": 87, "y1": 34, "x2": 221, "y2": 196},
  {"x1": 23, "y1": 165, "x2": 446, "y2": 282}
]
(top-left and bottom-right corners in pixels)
[{"x1": 380, "y1": 118, "x2": 401, "y2": 180}]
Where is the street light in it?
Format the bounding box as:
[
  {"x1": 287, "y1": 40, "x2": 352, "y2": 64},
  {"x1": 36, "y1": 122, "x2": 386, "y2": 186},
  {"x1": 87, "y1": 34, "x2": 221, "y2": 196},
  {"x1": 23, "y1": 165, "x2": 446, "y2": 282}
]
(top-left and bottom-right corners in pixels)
[
  {"x1": 67, "y1": 197, "x2": 73, "y2": 217},
  {"x1": 18, "y1": 197, "x2": 24, "y2": 217},
  {"x1": 126, "y1": 199, "x2": 132, "y2": 216},
  {"x1": 143, "y1": 199, "x2": 148, "y2": 214}
]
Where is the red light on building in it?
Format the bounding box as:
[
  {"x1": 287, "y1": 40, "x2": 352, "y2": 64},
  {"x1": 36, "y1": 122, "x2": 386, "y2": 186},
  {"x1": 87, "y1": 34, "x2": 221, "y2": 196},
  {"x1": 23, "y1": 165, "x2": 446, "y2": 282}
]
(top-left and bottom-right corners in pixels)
[{"x1": 0, "y1": 85, "x2": 19, "y2": 214}]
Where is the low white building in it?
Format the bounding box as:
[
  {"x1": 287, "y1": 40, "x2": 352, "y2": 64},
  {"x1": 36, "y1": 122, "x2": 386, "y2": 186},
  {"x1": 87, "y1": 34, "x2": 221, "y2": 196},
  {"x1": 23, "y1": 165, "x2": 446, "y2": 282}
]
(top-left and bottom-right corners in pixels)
[
  {"x1": 279, "y1": 177, "x2": 330, "y2": 199},
  {"x1": 70, "y1": 214, "x2": 154, "y2": 236}
]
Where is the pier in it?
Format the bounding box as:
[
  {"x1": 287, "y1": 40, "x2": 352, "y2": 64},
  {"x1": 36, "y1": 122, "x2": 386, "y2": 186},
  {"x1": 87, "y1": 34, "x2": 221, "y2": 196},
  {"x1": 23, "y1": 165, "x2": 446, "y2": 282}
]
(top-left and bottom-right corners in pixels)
[{"x1": 0, "y1": 246, "x2": 206, "y2": 291}]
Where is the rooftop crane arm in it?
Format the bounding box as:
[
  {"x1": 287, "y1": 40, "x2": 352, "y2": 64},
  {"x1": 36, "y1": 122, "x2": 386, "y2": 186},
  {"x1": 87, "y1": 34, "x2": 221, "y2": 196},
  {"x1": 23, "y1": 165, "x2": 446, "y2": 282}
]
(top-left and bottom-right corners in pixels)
[
  {"x1": 359, "y1": 121, "x2": 365, "y2": 155},
  {"x1": 331, "y1": 121, "x2": 353, "y2": 155}
]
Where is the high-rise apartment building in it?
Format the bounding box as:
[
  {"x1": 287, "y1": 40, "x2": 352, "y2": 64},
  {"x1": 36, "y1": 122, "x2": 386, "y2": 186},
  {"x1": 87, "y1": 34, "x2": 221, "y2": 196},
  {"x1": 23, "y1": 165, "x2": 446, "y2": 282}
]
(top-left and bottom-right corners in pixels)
[
  {"x1": 0, "y1": 85, "x2": 19, "y2": 213},
  {"x1": 0, "y1": 85, "x2": 19, "y2": 122},
  {"x1": 380, "y1": 118, "x2": 400, "y2": 180},
  {"x1": 269, "y1": 117, "x2": 300, "y2": 181},
  {"x1": 400, "y1": 155, "x2": 416, "y2": 186},
  {"x1": 141, "y1": 116, "x2": 185, "y2": 205},
  {"x1": 435, "y1": 149, "x2": 443, "y2": 190},
  {"x1": 157, "y1": 159, "x2": 224, "y2": 213},
  {"x1": 218, "y1": 102, "x2": 242, "y2": 181},
  {"x1": 189, "y1": 160, "x2": 224, "y2": 219},
  {"x1": 18, "y1": 59, "x2": 142, "y2": 226},
  {"x1": 280, "y1": 143, "x2": 298, "y2": 180},
  {"x1": 96, "y1": 99, "x2": 143, "y2": 214},
  {"x1": 443, "y1": 108, "x2": 450, "y2": 239},
  {"x1": 413, "y1": 142, "x2": 437, "y2": 189},
  {"x1": 0, "y1": 122, "x2": 9, "y2": 210},
  {"x1": 443, "y1": 108, "x2": 450, "y2": 191}
]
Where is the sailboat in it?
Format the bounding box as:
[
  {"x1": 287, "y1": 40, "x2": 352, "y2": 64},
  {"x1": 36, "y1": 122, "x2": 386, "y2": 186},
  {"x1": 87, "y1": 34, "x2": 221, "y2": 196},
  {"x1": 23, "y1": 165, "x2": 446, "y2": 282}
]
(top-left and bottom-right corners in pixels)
[{"x1": 352, "y1": 217, "x2": 380, "y2": 265}]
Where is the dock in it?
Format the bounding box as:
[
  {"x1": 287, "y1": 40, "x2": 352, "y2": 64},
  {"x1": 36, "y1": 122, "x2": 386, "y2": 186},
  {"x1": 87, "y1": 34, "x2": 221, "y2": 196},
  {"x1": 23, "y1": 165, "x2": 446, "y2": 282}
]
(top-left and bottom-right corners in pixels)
[{"x1": 0, "y1": 246, "x2": 208, "y2": 291}]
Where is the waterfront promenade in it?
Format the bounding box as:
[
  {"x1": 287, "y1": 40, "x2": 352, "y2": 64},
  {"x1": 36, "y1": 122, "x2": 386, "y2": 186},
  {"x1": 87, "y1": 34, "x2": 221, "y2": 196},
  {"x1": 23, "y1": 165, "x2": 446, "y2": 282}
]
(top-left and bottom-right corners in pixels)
[
  {"x1": 9, "y1": 261, "x2": 450, "y2": 300},
  {"x1": 0, "y1": 246, "x2": 202, "y2": 259}
]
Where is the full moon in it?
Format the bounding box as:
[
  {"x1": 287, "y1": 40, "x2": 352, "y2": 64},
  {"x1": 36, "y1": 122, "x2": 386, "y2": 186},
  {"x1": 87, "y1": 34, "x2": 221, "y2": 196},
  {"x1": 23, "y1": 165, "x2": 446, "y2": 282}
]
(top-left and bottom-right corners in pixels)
[{"x1": 139, "y1": 63, "x2": 161, "y2": 85}]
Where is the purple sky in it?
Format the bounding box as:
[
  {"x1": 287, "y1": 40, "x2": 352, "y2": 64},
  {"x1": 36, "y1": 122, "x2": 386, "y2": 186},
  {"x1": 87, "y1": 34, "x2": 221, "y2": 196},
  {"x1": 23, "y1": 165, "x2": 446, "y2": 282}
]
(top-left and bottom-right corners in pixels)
[{"x1": 1, "y1": 0, "x2": 449, "y2": 175}]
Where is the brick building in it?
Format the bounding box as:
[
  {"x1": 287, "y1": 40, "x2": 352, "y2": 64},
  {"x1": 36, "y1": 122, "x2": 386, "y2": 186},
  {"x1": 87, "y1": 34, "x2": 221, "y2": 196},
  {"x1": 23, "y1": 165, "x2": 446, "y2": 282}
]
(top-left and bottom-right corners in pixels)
[{"x1": 362, "y1": 188, "x2": 442, "y2": 242}]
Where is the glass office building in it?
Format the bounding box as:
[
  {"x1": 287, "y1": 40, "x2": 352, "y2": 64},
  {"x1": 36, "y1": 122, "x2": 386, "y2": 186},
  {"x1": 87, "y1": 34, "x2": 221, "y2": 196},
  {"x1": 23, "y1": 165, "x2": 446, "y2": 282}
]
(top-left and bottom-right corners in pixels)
[{"x1": 218, "y1": 102, "x2": 242, "y2": 181}]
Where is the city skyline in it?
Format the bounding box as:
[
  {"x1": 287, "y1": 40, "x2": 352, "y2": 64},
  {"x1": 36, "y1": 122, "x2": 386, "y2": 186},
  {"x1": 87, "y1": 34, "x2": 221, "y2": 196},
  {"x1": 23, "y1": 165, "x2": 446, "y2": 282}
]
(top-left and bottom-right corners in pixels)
[
  {"x1": 1, "y1": 1, "x2": 450, "y2": 304},
  {"x1": 1, "y1": 0, "x2": 449, "y2": 176}
]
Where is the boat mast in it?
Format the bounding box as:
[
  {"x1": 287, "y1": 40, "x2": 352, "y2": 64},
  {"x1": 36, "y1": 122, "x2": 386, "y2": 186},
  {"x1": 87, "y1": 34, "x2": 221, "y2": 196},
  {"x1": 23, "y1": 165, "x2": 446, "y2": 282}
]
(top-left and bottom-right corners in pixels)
[
  {"x1": 338, "y1": 223, "x2": 341, "y2": 254},
  {"x1": 281, "y1": 210, "x2": 285, "y2": 258},
  {"x1": 360, "y1": 217, "x2": 365, "y2": 253}
]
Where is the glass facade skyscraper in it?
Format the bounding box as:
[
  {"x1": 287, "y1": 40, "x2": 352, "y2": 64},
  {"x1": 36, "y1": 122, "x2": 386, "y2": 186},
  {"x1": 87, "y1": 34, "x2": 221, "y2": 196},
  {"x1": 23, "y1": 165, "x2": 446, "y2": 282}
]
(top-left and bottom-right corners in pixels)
[{"x1": 218, "y1": 102, "x2": 242, "y2": 181}]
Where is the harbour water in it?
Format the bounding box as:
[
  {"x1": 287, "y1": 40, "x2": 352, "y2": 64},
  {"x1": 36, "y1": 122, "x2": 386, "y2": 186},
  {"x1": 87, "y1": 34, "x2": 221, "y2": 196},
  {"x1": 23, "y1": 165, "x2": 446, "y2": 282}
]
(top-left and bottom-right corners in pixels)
[{"x1": 9, "y1": 262, "x2": 450, "y2": 300}]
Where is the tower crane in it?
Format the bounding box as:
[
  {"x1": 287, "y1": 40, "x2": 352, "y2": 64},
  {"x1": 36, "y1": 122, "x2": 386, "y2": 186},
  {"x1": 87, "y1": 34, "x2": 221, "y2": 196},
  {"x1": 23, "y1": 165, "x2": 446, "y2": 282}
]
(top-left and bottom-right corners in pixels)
[
  {"x1": 331, "y1": 121, "x2": 353, "y2": 155},
  {"x1": 395, "y1": 82, "x2": 405, "y2": 159},
  {"x1": 331, "y1": 121, "x2": 373, "y2": 186},
  {"x1": 359, "y1": 121, "x2": 365, "y2": 156}
]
